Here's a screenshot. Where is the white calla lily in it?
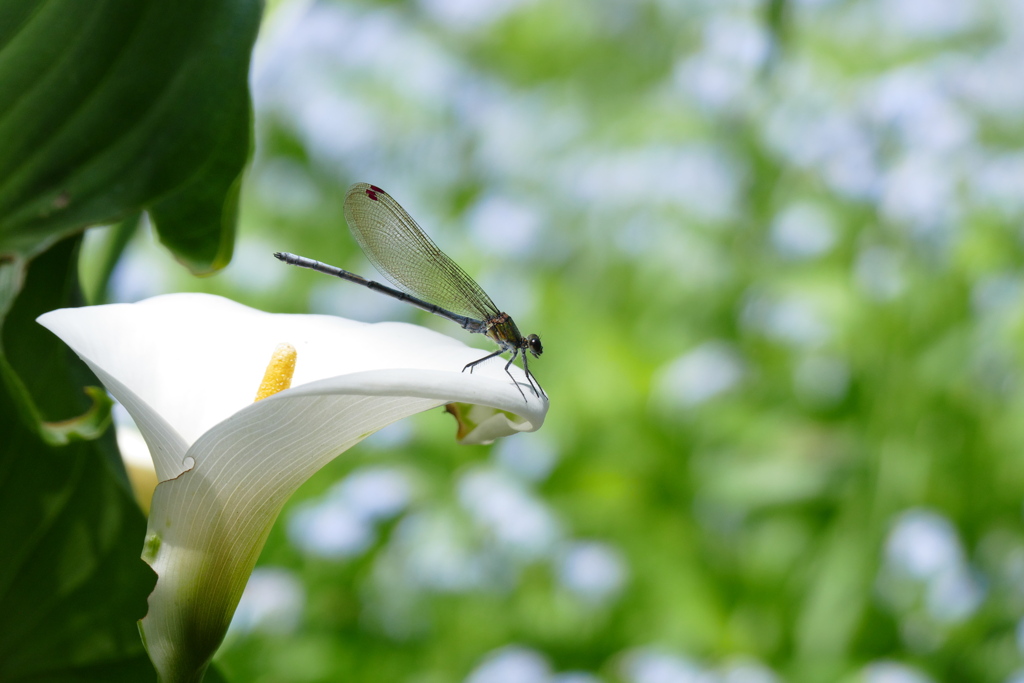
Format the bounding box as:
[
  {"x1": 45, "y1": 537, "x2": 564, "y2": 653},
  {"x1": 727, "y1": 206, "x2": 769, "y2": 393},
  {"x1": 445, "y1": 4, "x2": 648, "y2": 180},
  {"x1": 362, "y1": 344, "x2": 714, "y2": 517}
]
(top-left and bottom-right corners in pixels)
[{"x1": 37, "y1": 292, "x2": 547, "y2": 683}]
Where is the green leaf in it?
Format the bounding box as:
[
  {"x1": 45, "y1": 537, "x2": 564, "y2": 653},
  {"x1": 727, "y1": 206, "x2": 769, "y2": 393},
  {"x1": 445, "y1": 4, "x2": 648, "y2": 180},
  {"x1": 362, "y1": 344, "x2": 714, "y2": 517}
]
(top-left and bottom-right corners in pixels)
[
  {"x1": 0, "y1": 407, "x2": 158, "y2": 682},
  {"x1": 80, "y1": 213, "x2": 141, "y2": 306},
  {"x1": 0, "y1": 235, "x2": 157, "y2": 681},
  {"x1": 0, "y1": 0, "x2": 261, "y2": 274},
  {"x1": 1, "y1": 236, "x2": 114, "y2": 446}
]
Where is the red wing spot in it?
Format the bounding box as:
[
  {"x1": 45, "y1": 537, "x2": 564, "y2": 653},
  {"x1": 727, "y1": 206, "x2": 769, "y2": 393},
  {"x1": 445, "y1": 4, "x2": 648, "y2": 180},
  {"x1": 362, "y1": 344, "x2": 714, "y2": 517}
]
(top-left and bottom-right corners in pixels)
[
  {"x1": 365, "y1": 189, "x2": 378, "y2": 201},
  {"x1": 369, "y1": 184, "x2": 384, "y2": 193}
]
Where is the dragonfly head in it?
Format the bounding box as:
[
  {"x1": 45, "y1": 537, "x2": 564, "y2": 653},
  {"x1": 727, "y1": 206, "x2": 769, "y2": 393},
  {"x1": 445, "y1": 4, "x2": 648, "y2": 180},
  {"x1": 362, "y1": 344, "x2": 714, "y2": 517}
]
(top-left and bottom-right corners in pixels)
[{"x1": 526, "y1": 334, "x2": 543, "y2": 358}]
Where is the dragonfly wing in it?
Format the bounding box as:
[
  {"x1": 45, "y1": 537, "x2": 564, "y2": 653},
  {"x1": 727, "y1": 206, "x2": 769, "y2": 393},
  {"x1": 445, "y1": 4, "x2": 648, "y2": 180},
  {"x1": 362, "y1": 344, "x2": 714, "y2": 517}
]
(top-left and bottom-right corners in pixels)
[{"x1": 343, "y1": 183, "x2": 501, "y2": 321}]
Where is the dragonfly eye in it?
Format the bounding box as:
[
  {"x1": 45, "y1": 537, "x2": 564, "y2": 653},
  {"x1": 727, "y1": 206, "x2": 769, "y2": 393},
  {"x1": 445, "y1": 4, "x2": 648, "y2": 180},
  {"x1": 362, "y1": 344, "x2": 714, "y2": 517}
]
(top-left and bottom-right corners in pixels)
[{"x1": 527, "y1": 334, "x2": 543, "y2": 357}]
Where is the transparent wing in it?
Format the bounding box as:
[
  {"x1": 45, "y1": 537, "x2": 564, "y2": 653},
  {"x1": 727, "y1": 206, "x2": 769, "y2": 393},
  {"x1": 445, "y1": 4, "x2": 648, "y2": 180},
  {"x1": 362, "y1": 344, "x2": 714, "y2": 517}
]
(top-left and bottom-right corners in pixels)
[{"x1": 343, "y1": 183, "x2": 501, "y2": 321}]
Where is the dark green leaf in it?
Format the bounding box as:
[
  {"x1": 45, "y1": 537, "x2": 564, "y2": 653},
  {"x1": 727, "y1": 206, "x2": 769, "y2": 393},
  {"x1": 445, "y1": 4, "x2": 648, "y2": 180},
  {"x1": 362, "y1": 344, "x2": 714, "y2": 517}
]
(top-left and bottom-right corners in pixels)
[
  {"x1": 0, "y1": 235, "x2": 156, "y2": 681},
  {"x1": 81, "y1": 213, "x2": 141, "y2": 306},
  {"x1": 0, "y1": 0, "x2": 261, "y2": 274}
]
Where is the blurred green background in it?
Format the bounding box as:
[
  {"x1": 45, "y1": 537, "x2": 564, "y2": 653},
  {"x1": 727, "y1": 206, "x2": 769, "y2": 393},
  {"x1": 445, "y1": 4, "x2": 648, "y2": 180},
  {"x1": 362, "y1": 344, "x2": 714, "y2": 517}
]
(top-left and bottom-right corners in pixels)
[{"x1": 80, "y1": 0, "x2": 1024, "y2": 681}]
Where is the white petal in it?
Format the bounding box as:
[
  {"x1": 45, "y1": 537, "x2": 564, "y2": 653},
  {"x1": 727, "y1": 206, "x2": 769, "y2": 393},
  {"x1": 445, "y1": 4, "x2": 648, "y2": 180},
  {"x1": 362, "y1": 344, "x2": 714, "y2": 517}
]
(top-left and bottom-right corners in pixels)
[{"x1": 37, "y1": 293, "x2": 548, "y2": 680}]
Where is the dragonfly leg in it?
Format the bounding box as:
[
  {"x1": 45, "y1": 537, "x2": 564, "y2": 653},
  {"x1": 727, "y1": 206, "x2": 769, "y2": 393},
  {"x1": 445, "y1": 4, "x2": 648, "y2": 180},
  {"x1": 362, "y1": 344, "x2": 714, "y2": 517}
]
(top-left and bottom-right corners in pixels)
[
  {"x1": 502, "y1": 351, "x2": 529, "y2": 403},
  {"x1": 519, "y1": 351, "x2": 545, "y2": 398},
  {"x1": 463, "y1": 349, "x2": 504, "y2": 374},
  {"x1": 464, "y1": 349, "x2": 529, "y2": 401}
]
